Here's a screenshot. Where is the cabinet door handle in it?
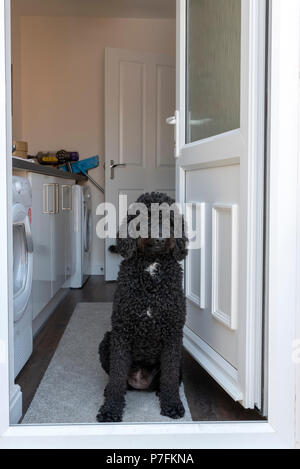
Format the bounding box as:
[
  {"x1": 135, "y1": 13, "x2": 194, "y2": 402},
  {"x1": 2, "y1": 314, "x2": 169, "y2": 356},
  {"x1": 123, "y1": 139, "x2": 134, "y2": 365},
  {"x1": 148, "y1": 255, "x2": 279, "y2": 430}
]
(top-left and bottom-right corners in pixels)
[
  {"x1": 43, "y1": 184, "x2": 58, "y2": 214},
  {"x1": 43, "y1": 184, "x2": 49, "y2": 214},
  {"x1": 49, "y1": 184, "x2": 56, "y2": 214},
  {"x1": 43, "y1": 184, "x2": 55, "y2": 213},
  {"x1": 62, "y1": 185, "x2": 72, "y2": 211},
  {"x1": 55, "y1": 184, "x2": 59, "y2": 213}
]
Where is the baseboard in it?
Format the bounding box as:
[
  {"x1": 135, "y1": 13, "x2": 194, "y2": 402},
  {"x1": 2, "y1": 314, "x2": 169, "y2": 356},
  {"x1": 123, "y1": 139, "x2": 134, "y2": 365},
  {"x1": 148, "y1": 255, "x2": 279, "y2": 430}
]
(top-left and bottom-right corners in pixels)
[
  {"x1": 33, "y1": 288, "x2": 69, "y2": 337},
  {"x1": 183, "y1": 325, "x2": 243, "y2": 402},
  {"x1": 9, "y1": 384, "x2": 22, "y2": 424}
]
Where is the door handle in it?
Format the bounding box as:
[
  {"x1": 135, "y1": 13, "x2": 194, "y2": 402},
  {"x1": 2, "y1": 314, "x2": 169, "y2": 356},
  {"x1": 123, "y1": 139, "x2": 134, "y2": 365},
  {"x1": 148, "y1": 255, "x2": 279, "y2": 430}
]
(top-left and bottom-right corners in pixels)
[
  {"x1": 166, "y1": 110, "x2": 180, "y2": 158},
  {"x1": 24, "y1": 216, "x2": 34, "y2": 253},
  {"x1": 43, "y1": 184, "x2": 58, "y2": 214},
  {"x1": 55, "y1": 183, "x2": 59, "y2": 214},
  {"x1": 49, "y1": 185, "x2": 55, "y2": 214},
  {"x1": 62, "y1": 185, "x2": 72, "y2": 211},
  {"x1": 43, "y1": 184, "x2": 49, "y2": 214},
  {"x1": 110, "y1": 160, "x2": 126, "y2": 180},
  {"x1": 166, "y1": 116, "x2": 177, "y2": 125}
]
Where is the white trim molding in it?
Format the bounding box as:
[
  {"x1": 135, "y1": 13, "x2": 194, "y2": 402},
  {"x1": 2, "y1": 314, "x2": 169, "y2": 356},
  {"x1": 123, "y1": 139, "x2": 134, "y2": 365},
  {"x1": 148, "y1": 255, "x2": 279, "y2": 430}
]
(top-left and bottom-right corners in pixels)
[
  {"x1": 266, "y1": 0, "x2": 300, "y2": 448},
  {"x1": 183, "y1": 325, "x2": 243, "y2": 402},
  {"x1": 185, "y1": 202, "x2": 206, "y2": 309},
  {"x1": 211, "y1": 204, "x2": 239, "y2": 331},
  {"x1": 0, "y1": 0, "x2": 299, "y2": 450},
  {"x1": 296, "y1": 74, "x2": 300, "y2": 451},
  {"x1": 0, "y1": 0, "x2": 14, "y2": 435},
  {"x1": 236, "y1": 0, "x2": 267, "y2": 410},
  {"x1": 9, "y1": 385, "x2": 22, "y2": 425}
]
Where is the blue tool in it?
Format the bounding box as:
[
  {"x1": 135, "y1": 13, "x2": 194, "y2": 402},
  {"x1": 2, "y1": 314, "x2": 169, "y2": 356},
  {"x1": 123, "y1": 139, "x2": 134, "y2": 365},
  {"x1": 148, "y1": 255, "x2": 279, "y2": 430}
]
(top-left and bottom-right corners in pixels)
[{"x1": 60, "y1": 156, "x2": 104, "y2": 193}]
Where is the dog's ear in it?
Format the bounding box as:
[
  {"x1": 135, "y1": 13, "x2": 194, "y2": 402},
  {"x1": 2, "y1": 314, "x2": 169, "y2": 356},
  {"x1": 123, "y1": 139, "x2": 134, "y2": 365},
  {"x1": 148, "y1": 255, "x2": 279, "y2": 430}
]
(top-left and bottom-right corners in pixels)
[
  {"x1": 115, "y1": 215, "x2": 138, "y2": 259},
  {"x1": 116, "y1": 236, "x2": 138, "y2": 259},
  {"x1": 172, "y1": 216, "x2": 189, "y2": 261}
]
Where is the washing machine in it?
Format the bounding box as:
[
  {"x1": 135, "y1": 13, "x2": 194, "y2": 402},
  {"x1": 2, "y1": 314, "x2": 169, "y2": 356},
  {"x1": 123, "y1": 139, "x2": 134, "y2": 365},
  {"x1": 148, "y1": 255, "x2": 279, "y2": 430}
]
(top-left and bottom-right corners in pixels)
[
  {"x1": 69, "y1": 185, "x2": 92, "y2": 288},
  {"x1": 12, "y1": 177, "x2": 33, "y2": 378}
]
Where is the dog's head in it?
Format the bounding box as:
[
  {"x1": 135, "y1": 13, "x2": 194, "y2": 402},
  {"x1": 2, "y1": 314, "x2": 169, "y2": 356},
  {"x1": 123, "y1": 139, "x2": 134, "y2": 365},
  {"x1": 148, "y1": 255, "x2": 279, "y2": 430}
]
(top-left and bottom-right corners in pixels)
[{"x1": 115, "y1": 192, "x2": 188, "y2": 261}]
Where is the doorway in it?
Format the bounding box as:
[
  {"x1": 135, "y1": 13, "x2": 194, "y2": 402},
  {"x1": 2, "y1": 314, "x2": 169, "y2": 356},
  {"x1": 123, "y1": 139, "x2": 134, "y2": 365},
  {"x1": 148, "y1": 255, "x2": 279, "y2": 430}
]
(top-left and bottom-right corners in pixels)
[
  {"x1": 9, "y1": 0, "x2": 266, "y2": 425},
  {"x1": 104, "y1": 47, "x2": 176, "y2": 280}
]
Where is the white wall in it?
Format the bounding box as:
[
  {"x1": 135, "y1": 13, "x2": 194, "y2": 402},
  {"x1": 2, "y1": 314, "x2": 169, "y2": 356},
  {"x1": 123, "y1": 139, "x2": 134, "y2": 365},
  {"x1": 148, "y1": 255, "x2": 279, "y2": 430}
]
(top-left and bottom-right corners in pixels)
[
  {"x1": 11, "y1": 3, "x2": 22, "y2": 139},
  {"x1": 11, "y1": 16, "x2": 176, "y2": 274},
  {"x1": 12, "y1": 0, "x2": 176, "y2": 19}
]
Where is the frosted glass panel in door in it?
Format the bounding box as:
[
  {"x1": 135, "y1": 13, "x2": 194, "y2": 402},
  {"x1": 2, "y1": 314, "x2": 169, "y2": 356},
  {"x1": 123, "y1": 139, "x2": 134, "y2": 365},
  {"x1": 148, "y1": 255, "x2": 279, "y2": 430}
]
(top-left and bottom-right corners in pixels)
[{"x1": 186, "y1": 0, "x2": 241, "y2": 143}]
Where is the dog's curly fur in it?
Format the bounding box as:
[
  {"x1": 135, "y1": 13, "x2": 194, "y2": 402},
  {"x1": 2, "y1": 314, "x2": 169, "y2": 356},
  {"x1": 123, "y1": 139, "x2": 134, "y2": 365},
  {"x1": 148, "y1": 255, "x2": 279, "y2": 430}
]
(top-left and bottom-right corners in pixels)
[{"x1": 97, "y1": 192, "x2": 188, "y2": 422}]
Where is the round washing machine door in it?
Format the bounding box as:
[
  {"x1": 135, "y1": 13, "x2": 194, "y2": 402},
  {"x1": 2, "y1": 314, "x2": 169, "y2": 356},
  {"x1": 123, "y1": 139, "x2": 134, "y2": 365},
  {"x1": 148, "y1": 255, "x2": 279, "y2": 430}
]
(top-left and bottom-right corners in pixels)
[{"x1": 13, "y1": 204, "x2": 33, "y2": 323}]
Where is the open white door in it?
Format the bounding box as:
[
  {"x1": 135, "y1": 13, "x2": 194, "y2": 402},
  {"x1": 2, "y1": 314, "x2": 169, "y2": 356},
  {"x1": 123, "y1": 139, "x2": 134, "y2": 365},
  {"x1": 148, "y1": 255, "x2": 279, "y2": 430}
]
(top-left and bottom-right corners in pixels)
[
  {"x1": 175, "y1": 0, "x2": 266, "y2": 410},
  {"x1": 105, "y1": 48, "x2": 176, "y2": 281}
]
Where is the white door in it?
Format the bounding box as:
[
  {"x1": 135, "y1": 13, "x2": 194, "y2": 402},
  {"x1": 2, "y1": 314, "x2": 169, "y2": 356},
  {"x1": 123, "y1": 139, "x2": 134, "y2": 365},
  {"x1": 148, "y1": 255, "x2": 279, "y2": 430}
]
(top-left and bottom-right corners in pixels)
[
  {"x1": 176, "y1": 0, "x2": 265, "y2": 409},
  {"x1": 105, "y1": 47, "x2": 176, "y2": 281}
]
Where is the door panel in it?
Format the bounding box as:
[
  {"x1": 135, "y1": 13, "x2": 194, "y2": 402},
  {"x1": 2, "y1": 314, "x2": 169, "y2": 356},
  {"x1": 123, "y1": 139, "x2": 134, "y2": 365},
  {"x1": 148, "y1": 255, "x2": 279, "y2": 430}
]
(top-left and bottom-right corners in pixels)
[
  {"x1": 119, "y1": 61, "x2": 146, "y2": 167},
  {"x1": 186, "y1": 0, "x2": 241, "y2": 142},
  {"x1": 156, "y1": 65, "x2": 176, "y2": 167},
  {"x1": 186, "y1": 164, "x2": 240, "y2": 368},
  {"x1": 105, "y1": 47, "x2": 176, "y2": 280}
]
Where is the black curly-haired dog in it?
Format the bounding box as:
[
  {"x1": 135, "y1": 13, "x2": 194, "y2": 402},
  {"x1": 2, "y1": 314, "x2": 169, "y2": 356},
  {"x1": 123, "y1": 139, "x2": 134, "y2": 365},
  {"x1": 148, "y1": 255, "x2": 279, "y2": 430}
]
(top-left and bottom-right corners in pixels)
[{"x1": 97, "y1": 192, "x2": 188, "y2": 422}]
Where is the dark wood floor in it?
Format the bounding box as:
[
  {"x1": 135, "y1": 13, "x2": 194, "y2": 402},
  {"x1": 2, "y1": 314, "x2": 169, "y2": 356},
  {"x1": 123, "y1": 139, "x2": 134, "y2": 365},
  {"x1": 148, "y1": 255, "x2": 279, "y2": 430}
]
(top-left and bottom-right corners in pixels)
[{"x1": 16, "y1": 276, "x2": 263, "y2": 422}]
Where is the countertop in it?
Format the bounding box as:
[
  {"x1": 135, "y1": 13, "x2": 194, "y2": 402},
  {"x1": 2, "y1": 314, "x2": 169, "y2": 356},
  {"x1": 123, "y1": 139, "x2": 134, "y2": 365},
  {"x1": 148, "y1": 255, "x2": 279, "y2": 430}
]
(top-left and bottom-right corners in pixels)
[{"x1": 12, "y1": 157, "x2": 87, "y2": 182}]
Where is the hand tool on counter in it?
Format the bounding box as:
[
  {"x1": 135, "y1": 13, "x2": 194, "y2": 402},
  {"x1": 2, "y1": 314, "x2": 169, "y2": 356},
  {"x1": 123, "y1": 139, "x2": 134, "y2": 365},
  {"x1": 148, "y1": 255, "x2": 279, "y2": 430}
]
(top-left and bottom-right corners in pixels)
[
  {"x1": 28, "y1": 150, "x2": 79, "y2": 166},
  {"x1": 60, "y1": 155, "x2": 104, "y2": 194}
]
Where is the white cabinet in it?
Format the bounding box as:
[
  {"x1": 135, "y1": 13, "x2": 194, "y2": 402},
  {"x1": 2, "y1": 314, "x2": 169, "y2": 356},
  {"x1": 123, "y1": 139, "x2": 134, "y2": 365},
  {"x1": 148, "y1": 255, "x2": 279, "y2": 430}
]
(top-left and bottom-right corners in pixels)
[{"x1": 28, "y1": 173, "x2": 75, "y2": 320}]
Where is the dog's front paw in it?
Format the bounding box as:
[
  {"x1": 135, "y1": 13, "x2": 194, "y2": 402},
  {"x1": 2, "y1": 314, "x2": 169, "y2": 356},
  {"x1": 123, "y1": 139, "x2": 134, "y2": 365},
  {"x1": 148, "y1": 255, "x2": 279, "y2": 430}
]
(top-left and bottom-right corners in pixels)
[
  {"x1": 160, "y1": 400, "x2": 185, "y2": 420},
  {"x1": 96, "y1": 404, "x2": 123, "y2": 423}
]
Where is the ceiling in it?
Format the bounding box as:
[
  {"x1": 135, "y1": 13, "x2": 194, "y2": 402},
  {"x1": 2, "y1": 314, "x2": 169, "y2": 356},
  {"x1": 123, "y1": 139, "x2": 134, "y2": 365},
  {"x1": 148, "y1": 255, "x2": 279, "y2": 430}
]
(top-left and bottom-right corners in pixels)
[{"x1": 12, "y1": 0, "x2": 176, "y2": 19}]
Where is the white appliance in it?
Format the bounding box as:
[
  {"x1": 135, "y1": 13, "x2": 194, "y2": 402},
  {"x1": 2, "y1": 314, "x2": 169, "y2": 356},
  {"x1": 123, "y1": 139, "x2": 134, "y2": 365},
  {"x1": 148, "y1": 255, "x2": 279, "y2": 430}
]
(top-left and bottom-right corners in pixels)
[
  {"x1": 12, "y1": 176, "x2": 33, "y2": 378},
  {"x1": 69, "y1": 185, "x2": 92, "y2": 288}
]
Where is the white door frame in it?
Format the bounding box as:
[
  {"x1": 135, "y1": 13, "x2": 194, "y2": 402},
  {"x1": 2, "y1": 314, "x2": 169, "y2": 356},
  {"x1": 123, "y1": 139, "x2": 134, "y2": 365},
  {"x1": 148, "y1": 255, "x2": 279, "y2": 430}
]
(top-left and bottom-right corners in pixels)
[{"x1": 0, "y1": 0, "x2": 299, "y2": 449}]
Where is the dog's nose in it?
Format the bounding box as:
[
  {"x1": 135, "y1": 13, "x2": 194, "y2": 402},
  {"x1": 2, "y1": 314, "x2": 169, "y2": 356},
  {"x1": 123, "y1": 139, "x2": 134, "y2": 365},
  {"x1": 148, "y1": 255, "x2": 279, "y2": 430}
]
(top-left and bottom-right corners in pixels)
[{"x1": 153, "y1": 238, "x2": 166, "y2": 246}]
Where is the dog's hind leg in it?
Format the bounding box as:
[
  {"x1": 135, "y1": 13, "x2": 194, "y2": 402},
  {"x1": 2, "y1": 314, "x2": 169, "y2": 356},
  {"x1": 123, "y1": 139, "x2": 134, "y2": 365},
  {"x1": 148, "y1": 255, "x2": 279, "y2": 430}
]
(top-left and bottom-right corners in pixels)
[{"x1": 99, "y1": 331, "x2": 111, "y2": 375}]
